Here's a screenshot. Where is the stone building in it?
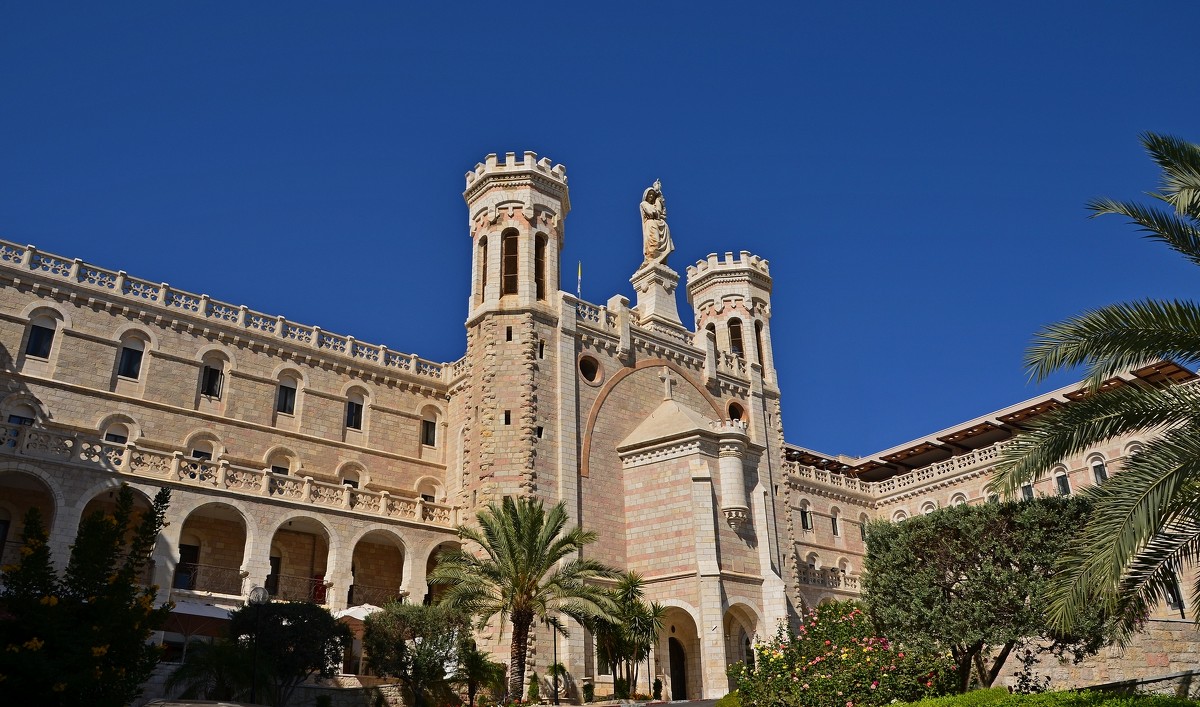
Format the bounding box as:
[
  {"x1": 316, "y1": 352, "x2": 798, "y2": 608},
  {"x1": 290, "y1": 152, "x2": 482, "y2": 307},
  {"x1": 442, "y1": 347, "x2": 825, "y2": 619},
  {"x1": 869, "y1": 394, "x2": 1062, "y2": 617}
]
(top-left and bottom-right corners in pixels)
[{"x1": 0, "y1": 151, "x2": 1194, "y2": 702}]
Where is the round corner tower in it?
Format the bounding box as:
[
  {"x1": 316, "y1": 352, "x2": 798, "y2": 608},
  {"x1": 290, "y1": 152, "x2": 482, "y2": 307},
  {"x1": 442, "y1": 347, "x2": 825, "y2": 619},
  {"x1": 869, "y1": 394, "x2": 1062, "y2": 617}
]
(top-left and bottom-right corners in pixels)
[{"x1": 685, "y1": 250, "x2": 777, "y2": 386}]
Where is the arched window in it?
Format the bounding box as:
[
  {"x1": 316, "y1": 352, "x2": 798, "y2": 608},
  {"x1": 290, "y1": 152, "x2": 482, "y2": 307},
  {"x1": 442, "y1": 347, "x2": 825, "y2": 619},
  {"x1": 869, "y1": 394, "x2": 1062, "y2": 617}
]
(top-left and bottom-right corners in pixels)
[
  {"x1": 24, "y1": 312, "x2": 60, "y2": 359},
  {"x1": 1055, "y1": 472, "x2": 1072, "y2": 496},
  {"x1": 276, "y1": 372, "x2": 299, "y2": 416},
  {"x1": 103, "y1": 422, "x2": 130, "y2": 445},
  {"x1": 116, "y1": 335, "x2": 146, "y2": 380},
  {"x1": 859, "y1": 513, "x2": 870, "y2": 540},
  {"x1": 921, "y1": 501, "x2": 937, "y2": 515},
  {"x1": 345, "y1": 387, "x2": 368, "y2": 436},
  {"x1": 477, "y1": 235, "x2": 488, "y2": 302},
  {"x1": 1090, "y1": 455, "x2": 1109, "y2": 484},
  {"x1": 798, "y1": 501, "x2": 813, "y2": 532},
  {"x1": 199, "y1": 353, "x2": 227, "y2": 399},
  {"x1": 728, "y1": 318, "x2": 745, "y2": 358},
  {"x1": 267, "y1": 451, "x2": 294, "y2": 475},
  {"x1": 892, "y1": 510, "x2": 908, "y2": 522},
  {"x1": 830, "y1": 508, "x2": 841, "y2": 536},
  {"x1": 534, "y1": 234, "x2": 547, "y2": 301},
  {"x1": 341, "y1": 468, "x2": 360, "y2": 489},
  {"x1": 705, "y1": 322, "x2": 716, "y2": 340},
  {"x1": 728, "y1": 402, "x2": 745, "y2": 422},
  {"x1": 754, "y1": 320, "x2": 765, "y2": 366},
  {"x1": 420, "y1": 406, "x2": 441, "y2": 447},
  {"x1": 501, "y1": 229, "x2": 519, "y2": 296},
  {"x1": 189, "y1": 438, "x2": 216, "y2": 461},
  {"x1": 950, "y1": 493, "x2": 968, "y2": 507},
  {"x1": 1021, "y1": 483, "x2": 1034, "y2": 501}
]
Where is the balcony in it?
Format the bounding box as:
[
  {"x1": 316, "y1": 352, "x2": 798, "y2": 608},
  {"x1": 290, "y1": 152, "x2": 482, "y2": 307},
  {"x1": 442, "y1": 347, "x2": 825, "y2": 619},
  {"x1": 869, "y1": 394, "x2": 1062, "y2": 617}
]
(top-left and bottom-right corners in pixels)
[
  {"x1": 266, "y1": 572, "x2": 329, "y2": 604},
  {"x1": 172, "y1": 562, "x2": 245, "y2": 596}
]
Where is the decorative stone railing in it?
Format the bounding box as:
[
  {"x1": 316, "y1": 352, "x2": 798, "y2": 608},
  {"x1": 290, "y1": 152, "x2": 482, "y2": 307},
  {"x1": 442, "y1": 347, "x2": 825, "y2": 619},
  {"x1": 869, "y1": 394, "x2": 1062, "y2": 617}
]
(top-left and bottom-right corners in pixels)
[
  {"x1": 797, "y1": 566, "x2": 858, "y2": 590},
  {"x1": 0, "y1": 240, "x2": 449, "y2": 383},
  {"x1": 0, "y1": 422, "x2": 458, "y2": 529},
  {"x1": 787, "y1": 440, "x2": 1013, "y2": 502},
  {"x1": 347, "y1": 583, "x2": 406, "y2": 607}
]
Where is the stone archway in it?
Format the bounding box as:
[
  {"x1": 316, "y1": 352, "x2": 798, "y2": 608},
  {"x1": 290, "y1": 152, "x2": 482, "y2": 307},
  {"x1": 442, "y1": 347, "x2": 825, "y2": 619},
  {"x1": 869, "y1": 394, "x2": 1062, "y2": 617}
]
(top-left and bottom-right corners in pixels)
[
  {"x1": 0, "y1": 470, "x2": 57, "y2": 567},
  {"x1": 658, "y1": 606, "x2": 700, "y2": 700},
  {"x1": 172, "y1": 502, "x2": 249, "y2": 597},
  {"x1": 348, "y1": 529, "x2": 406, "y2": 606},
  {"x1": 723, "y1": 603, "x2": 759, "y2": 691}
]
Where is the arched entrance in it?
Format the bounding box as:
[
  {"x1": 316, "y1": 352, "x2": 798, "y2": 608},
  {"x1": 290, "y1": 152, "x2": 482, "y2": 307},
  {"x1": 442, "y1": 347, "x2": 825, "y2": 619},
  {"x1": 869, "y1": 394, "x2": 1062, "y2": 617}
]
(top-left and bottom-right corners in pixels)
[
  {"x1": 669, "y1": 638, "x2": 687, "y2": 700},
  {"x1": 424, "y1": 541, "x2": 460, "y2": 605},
  {"x1": 348, "y1": 530, "x2": 405, "y2": 606},
  {"x1": 658, "y1": 606, "x2": 699, "y2": 700},
  {"x1": 0, "y1": 471, "x2": 56, "y2": 568},
  {"x1": 267, "y1": 517, "x2": 332, "y2": 603},
  {"x1": 173, "y1": 502, "x2": 248, "y2": 597},
  {"x1": 80, "y1": 486, "x2": 155, "y2": 586},
  {"x1": 723, "y1": 604, "x2": 759, "y2": 691}
]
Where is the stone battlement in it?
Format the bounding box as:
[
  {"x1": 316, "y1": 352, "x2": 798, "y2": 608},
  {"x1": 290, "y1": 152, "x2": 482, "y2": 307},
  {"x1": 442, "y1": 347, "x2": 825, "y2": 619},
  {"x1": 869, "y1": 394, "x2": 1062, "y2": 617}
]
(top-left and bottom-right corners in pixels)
[
  {"x1": 686, "y1": 250, "x2": 770, "y2": 280},
  {"x1": 464, "y1": 151, "x2": 567, "y2": 189}
]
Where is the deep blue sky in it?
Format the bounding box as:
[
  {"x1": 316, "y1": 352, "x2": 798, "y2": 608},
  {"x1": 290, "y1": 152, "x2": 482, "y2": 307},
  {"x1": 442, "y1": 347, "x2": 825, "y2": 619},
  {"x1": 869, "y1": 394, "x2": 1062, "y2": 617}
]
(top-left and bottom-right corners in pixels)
[{"x1": 2, "y1": 3, "x2": 1197, "y2": 458}]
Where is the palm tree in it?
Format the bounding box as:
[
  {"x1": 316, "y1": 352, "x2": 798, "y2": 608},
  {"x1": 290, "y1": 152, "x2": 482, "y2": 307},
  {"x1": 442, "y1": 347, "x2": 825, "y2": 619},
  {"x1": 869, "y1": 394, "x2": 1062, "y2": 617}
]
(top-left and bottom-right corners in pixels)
[
  {"x1": 428, "y1": 496, "x2": 619, "y2": 699},
  {"x1": 592, "y1": 572, "x2": 666, "y2": 696},
  {"x1": 453, "y1": 636, "x2": 506, "y2": 707},
  {"x1": 989, "y1": 132, "x2": 1200, "y2": 636},
  {"x1": 164, "y1": 639, "x2": 257, "y2": 702}
]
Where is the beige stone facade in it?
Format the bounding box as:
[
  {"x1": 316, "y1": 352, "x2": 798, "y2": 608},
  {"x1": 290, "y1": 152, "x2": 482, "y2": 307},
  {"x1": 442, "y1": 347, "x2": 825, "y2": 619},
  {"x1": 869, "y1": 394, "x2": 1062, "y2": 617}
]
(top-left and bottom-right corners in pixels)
[{"x1": 0, "y1": 151, "x2": 1195, "y2": 702}]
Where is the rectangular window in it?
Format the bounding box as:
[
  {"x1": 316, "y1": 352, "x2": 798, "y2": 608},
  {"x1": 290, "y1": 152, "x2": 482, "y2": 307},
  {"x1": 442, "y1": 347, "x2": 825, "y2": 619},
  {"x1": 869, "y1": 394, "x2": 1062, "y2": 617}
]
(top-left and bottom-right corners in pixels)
[
  {"x1": 1055, "y1": 474, "x2": 1071, "y2": 496},
  {"x1": 421, "y1": 419, "x2": 437, "y2": 446},
  {"x1": 270, "y1": 465, "x2": 289, "y2": 476},
  {"x1": 503, "y1": 410, "x2": 511, "y2": 425},
  {"x1": 1021, "y1": 484, "x2": 1034, "y2": 501},
  {"x1": 276, "y1": 385, "x2": 296, "y2": 415},
  {"x1": 7, "y1": 415, "x2": 33, "y2": 426},
  {"x1": 831, "y1": 516, "x2": 840, "y2": 536},
  {"x1": 200, "y1": 366, "x2": 223, "y2": 398},
  {"x1": 117, "y1": 347, "x2": 144, "y2": 379},
  {"x1": 25, "y1": 324, "x2": 54, "y2": 358},
  {"x1": 421, "y1": 493, "x2": 435, "y2": 503},
  {"x1": 1166, "y1": 570, "x2": 1186, "y2": 611},
  {"x1": 1092, "y1": 461, "x2": 1108, "y2": 484},
  {"x1": 104, "y1": 432, "x2": 128, "y2": 444},
  {"x1": 343, "y1": 478, "x2": 359, "y2": 489},
  {"x1": 800, "y1": 509, "x2": 813, "y2": 531},
  {"x1": 345, "y1": 400, "x2": 364, "y2": 430},
  {"x1": 859, "y1": 522, "x2": 867, "y2": 541},
  {"x1": 191, "y1": 449, "x2": 212, "y2": 461},
  {"x1": 501, "y1": 234, "x2": 518, "y2": 295}
]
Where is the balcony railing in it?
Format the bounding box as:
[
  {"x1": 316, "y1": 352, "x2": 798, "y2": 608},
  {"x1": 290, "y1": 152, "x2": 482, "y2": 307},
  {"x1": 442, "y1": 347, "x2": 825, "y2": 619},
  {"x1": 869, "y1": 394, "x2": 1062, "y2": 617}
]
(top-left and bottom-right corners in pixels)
[
  {"x1": 172, "y1": 563, "x2": 245, "y2": 596},
  {"x1": 267, "y1": 572, "x2": 329, "y2": 604},
  {"x1": 797, "y1": 566, "x2": 859, "y2": 590},
  {"x1": 347, "y1": 583, "x2": 405, "y2": 607},
  {"x1": 0, "y1": 421, "x2": 459, "y2": 530}
]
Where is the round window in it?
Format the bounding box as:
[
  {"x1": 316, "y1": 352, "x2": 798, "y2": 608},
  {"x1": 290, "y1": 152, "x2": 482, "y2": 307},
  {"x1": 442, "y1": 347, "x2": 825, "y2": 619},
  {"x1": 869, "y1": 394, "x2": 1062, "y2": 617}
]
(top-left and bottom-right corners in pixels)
[{"x1": 579, "y1": 356, "x2": 601, "y2": 384}]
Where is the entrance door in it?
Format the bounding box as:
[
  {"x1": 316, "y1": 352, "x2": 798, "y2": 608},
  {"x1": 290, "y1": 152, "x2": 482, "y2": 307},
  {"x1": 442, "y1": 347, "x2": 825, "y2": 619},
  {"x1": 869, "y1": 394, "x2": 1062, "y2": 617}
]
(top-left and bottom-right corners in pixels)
[{"x1": 669, "y1": 637, "x2": 687, "y2": 700}]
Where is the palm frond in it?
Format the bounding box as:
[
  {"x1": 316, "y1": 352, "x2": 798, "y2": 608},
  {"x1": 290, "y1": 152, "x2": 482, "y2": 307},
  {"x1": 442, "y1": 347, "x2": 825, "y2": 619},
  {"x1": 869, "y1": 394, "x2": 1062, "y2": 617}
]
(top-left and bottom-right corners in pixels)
[
  {"x1": 1024, "y1": 299, "x2": 1200, "y2": 386},
  {"x1": 989, "y1": 383, "x2": 1200, "y2": 495},
  {"x1": 1042, "y1": 425, "x2": 1200, "y2": 630},
  {"x1": 1087, "y1": 198, "x2": 1200, "y2": 267},
  {"x1": 1140, "y1": 132, "x2": 1200, "y2": 218}
]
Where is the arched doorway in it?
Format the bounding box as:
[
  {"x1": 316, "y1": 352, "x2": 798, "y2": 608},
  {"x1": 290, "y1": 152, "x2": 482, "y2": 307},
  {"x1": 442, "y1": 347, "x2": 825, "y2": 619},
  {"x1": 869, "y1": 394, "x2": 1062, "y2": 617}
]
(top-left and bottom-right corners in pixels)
[
  {"x1": 669, "y1": 638, "x2": 687, "y2": 700},
  {"x1": 348, "y1": 530, "x2": 405, "y2": 606},
  {"x1": 723, "y1": 604, "x2": 759, "y2": 691},
  {"x1": 172, "y1": 502, "x2": 248, "y2": 597},
  {"x1": 0, "y1": 471, "x2": 56, "y2": 568},
  {"x1": 658, "y1": 606, "x2": 699, "y2": 700},
  {"x1": 424, "y1": 541, "x2": 459, "y2": 605},
  {"x1": 80, "y1": 486, "x2": 156, "y2": 586}
]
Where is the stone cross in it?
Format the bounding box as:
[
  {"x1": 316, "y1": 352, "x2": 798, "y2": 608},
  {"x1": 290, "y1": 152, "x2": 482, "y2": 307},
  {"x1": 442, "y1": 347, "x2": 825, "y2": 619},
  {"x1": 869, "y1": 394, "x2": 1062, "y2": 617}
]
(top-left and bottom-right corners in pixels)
[{"x1": 659, "y1": 367, "x2": 677, "y2": 401}]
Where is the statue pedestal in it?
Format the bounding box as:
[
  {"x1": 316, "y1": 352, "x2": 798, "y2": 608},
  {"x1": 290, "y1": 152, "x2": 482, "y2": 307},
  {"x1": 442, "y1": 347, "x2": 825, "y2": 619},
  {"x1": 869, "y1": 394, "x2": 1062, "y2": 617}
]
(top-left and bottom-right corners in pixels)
[{"x1": 631, "y1": 262, "x2": 683, "y2": 329}]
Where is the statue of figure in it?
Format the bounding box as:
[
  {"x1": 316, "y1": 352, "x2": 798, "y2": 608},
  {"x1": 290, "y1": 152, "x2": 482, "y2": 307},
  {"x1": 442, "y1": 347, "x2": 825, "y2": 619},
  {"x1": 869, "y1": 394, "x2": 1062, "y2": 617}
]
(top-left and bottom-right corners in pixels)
[{"x1": 640, "y1": 179, "x2": 674, "y2": 267}]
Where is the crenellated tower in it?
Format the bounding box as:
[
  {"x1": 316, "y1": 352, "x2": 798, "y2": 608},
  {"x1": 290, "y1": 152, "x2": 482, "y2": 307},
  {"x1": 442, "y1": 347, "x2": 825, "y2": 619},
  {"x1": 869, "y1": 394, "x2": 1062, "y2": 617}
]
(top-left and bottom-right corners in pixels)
[
  {"x1": 464, "y1": 152, "x2": 569, "y2": 320},
  {"x1": 685, "y1": 251, "x2": 777, "y2": 386}
]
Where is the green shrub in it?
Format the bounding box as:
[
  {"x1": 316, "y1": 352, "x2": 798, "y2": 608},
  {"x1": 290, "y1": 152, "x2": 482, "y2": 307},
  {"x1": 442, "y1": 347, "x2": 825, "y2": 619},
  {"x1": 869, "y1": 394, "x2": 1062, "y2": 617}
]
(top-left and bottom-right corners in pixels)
[
  {"x1": 715, "y1": 690, "x2": 742, "y2": 707},
  {"x1": 729, "y1": 600, "x2": 954, "y2": 707},
  {"x1": 898, "y1": 689, "x2": 1200, "y2": 707},
  {"x1": 528, "y1": 673, "x2": 540, "y2": 702},
  {"x1": 583, "y1": 683, "x2": 595, "y2": 702},
  {"x1": 614, "y1": 677, "x2": 629, "y2": 699},
  {"x1": 653, "y1": 677, "x2": 662, "y2": 700}
]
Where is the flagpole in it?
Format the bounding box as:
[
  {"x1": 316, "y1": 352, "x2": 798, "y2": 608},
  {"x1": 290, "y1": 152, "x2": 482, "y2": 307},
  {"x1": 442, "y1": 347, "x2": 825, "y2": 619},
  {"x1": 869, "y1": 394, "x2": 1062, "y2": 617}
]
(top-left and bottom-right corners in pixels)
[{"x1": 577, "y1": 260, "x2": 582, "y2": 299}]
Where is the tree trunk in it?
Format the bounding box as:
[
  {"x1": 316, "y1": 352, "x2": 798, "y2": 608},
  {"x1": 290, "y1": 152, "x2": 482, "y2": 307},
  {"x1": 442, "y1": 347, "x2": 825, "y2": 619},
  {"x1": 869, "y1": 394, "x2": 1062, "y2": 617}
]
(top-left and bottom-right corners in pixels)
[
  {"x1": 509, "y1": 611, "x2": 534, "y2": 700},
  {"x1": 985, "y1": 641, "x2": 1016, "y2": 688}
]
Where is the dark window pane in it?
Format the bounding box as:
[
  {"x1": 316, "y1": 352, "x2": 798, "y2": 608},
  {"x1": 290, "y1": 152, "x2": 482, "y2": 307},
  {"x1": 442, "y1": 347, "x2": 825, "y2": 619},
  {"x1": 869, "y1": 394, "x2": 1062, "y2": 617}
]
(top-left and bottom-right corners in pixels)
[
  {"x1": 421, "y1": 419, "x2": 436, "y2": 446},
  {"x1": 117, "y1": 347, "x2": 143, "y2": 378},
  {"x1": 346, "y1": 401, "x2": 363, "y2": 429},
  {"x1": 191, "y1": 449, "x2": 212, "y2": 461},
  {"x1": 276, "y1": 384, "x2": 296, "y2": 414},
  {"x1": 1021, "y1": 484, "x2": 1034, "y2": 501},
  {"x1": 200, "y1": 366, "x2": 223, "y2": 397},
  {"x1": 104, "y1": 432, "x2": 128, "y2": 444},
  {"x1": 501, "y1": 232, "x2": 518, "y2": 295},
  {"x1": 271, "y1": 465, "x2": 289, "y2": 476},
  {"x1": 26, "y1": 324, "x2": 54, "y2": 358},
  {"x1": 1092, "y1": 462, "x2": 1108, "y2": 484},
  {"x1": 7, "y1": 415, "x2": 33, "y2": 426},
  {"x1": 1056, "y1": 475, "x2": 1071, "y2": 496}
]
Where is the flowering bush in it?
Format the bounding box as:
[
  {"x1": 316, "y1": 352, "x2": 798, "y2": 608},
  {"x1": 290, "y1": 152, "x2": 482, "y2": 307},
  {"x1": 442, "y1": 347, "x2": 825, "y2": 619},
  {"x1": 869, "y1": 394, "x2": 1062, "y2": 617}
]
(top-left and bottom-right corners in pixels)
[{"x1": 729, "y1": 601, "x2": 954, "y2": 707}]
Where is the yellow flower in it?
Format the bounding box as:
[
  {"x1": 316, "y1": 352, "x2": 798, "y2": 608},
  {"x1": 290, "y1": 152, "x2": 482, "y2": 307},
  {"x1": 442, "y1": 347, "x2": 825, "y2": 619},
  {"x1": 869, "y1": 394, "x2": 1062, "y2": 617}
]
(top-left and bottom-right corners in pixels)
[
  {"x1": 23, "y1": 637, "x2": 44, "y2": 651},
  {"x1": 39, "y1": 595, "x2": 58, "y2": 606},
  {"x1": 92, "y1": 645, "x2": 109, "y2": 657},
  {"x1": 52, "y1": 682, "x2": 66, "y2": 692}
]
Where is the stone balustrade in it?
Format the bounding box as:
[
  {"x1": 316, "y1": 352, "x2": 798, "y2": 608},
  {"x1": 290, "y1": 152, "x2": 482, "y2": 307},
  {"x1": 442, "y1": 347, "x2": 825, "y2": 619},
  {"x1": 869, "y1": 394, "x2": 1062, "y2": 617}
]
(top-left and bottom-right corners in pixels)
[
  {"x1": 0, "y1": 421, "x2": 458, "y2": 529},
  {"x1": 788, "y1": 440, "x2": 1013, "y2": 502},
  {"x1": 0, "y1": 240, "x2": 448, "y2": 382},
  {"x1": 796, "y1": 565, "x2": 858, "y2": 590}
]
